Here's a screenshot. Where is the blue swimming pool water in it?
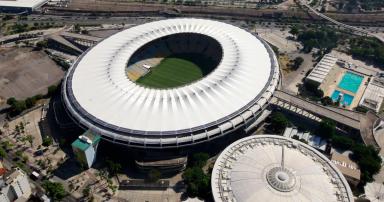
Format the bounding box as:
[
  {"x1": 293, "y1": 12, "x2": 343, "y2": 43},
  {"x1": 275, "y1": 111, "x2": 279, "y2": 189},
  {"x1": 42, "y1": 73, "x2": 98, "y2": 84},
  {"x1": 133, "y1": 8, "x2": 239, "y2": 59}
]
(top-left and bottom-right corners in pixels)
[
  {"x1": 331, "y1": 90, "x2": 354, "y2": 106},
  {"x1": 338, "y1": 72, "x2": 364, "y2": 93}
]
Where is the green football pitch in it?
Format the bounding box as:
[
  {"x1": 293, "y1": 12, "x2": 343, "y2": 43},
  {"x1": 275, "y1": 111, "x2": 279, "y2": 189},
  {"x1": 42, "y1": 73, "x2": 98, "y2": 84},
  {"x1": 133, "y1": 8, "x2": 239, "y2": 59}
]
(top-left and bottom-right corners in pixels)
[{"x1": 136, "y1": 54, "x2": 217, "y2": 89}]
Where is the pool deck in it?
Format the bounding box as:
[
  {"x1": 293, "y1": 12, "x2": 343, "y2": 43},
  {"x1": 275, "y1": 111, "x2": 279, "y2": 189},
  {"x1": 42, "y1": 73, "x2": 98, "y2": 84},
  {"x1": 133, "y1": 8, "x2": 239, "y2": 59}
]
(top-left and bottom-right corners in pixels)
[{"x1": 320, "y1": 67, "x2": 368, "y2": 109}]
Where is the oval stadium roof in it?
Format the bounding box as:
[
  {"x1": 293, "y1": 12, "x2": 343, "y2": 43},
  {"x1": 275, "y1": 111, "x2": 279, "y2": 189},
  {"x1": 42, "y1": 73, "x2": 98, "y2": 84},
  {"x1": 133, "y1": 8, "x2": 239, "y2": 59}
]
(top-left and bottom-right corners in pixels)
[{"x1": 63, "y1": 18, "x2": 279, "y2": 148}]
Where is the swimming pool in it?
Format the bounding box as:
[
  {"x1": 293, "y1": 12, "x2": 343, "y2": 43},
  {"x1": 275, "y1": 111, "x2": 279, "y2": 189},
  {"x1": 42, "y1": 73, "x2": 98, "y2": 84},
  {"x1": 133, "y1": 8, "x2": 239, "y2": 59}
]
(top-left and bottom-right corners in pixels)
[
  {"x1": 331, "y1": 90, "x2": 354, "y2": 106},
  {"x1": 338, "y1": 72, "x2": 364, "y2": 93}
]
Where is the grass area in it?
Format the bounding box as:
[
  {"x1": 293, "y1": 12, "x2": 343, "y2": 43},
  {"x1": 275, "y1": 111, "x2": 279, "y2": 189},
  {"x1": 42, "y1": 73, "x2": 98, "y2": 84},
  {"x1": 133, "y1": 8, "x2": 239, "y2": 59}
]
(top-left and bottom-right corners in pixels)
[{"x1": 136, "y1": 53, "x2": 217, "y2": 89}]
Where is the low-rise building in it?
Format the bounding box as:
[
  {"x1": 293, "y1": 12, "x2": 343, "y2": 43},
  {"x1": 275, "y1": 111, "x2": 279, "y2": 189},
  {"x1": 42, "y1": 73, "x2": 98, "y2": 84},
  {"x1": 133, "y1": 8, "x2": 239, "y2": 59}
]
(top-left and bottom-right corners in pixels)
[
  {"x1": 359, "y1": 77, "x2": 384, "y2": 112},
  {"x1": 0, "y1": 168, "x2": 32, "y2": 202},
  {"x1": 0, "y1": 0, "x2": 48, "y2": 13},
  {"x1": 331, "y1": 152, "x2": 361, "y2": 186},
  {"x1": 305, "y1": 54, "x2": 338, "y2": 85},
  {"x1": 72, "y1": 130, "x2": 101, "y2": 169}
]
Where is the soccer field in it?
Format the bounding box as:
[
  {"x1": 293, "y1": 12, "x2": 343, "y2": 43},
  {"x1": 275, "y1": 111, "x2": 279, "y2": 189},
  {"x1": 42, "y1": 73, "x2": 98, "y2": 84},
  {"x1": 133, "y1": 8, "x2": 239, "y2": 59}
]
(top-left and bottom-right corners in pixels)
[{"x1": 136, "y1": 54, "x2": 216, "y2": 88}]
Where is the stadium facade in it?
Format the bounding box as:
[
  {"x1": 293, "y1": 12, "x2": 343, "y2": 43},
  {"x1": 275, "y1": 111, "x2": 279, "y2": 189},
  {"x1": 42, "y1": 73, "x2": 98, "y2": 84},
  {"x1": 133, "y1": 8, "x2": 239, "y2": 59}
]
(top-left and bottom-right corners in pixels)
[
  {"x1": 211, "y1": 135, "x2": 354, "y2": 202},
  {"x1": 62, "y1": 18, "x2": 279, "y2": 151}
]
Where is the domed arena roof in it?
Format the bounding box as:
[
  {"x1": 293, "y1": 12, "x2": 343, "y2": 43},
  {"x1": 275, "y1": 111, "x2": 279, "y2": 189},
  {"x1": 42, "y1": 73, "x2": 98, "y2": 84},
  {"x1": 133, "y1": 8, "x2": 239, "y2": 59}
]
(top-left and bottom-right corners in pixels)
[
  {"x1": 62, "y1": 18, "x2": 279, "y2": 148},
  {"x1": 211, "y1": 135, "x2": 354, "y2": 202}
]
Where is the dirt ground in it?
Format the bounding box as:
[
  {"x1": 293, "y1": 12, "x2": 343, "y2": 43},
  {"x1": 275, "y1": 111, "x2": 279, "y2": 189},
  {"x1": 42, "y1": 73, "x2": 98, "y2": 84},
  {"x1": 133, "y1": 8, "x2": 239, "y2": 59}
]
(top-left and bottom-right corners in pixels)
[{"x1": 0, "y1": 47, "x2": 64, "y2": 100}]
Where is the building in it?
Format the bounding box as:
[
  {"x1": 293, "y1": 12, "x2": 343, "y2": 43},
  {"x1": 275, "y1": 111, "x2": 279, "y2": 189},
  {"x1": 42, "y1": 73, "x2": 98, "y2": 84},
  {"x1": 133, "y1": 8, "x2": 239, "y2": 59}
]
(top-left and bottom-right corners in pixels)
[
  {"x1": 306, "y1": 54, "x2": 338, "y2": 85},
  {"x1": 62, "y1": 19, "x2": 279, "y2": 159},
  {"x1": 0, "y1": 168, "x2": 32, "y2": 202},
  {"x1": 282, "y1": 127, "x2": 328, "y2": 152},
  {"x1": 72, "y1": 130, "x2": 101, "y2": 168},
  {"x1": 364, "y1": 182, "x2": 384, "y2": 202},
  {"x1": 0, "y1": 0, "x2": 48, "y2": 13},
  {"x1": 211, "y1": 135, "x2": 353, "y2": 202},
  {"x1": 359, "y1": 77, "x2": 384, "y2": 112},
  {"x1": 331, "y1": 152, "x2": 361, "y2": 186}
]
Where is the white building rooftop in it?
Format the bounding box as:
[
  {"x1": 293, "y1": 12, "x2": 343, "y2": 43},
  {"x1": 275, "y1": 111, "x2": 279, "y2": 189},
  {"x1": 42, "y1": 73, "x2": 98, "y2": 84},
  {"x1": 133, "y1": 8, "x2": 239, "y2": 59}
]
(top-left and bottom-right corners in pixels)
[
  {"x1": 211, "y1": 135, "x2": 353, "y2": 202},
  {"x1": 0, "y1": 0, "x2": 47, "y2": 9},
  {"x1": 359, "y1": 77, "x2": 384, "y2": 112},
  {"x1": 306, "y1": 54, "x2": 338, "y2": 84}
]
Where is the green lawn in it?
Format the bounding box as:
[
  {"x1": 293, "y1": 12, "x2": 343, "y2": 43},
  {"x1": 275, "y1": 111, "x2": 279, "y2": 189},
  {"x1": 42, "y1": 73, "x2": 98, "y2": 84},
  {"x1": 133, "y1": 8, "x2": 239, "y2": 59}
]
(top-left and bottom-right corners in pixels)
[{"x1": 136, "y1": 54, "x2": 216, "y2": 88}]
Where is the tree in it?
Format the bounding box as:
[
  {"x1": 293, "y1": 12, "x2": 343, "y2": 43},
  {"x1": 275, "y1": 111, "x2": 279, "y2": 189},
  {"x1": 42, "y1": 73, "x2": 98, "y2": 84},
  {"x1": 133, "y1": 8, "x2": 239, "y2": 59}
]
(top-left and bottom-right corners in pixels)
[
  {"x1": 299, "y1": 138, "x2": 308, "y2": 144},
  {"x1": 304, "y1": 81, "x2": 324, "y2": 98},
  {"x1": 47, "y1": 85, "x2": 58, "y2": 97},
  {"x1": 147, "y1": 169, "x2": 161, "y2": 182},
  {"x1": 321, "y1": 96, "x2": 333, "y2": 106},
  {"x1": 11, "y1": 100, "x2": 27, "y2": 115},
  {"x1": 289, "y1": 25, "x2": 299, "y2": 36},
  {"x1": 292, "y1": 56, "x2": 304, "y2": 70},
  {"x1": 35, "y1": 40, "x2": 48, "y2": 50},
  {"x1": 82, "y1": 185, "x2": 91, "y2": 197},
  {"x1": 81, "y1": 30, "x2": 89, "y2": 35},
  {"x1": 189, "y1": 152, "x2": 209, "y2": 168},
  {"x1": 6, "y1": 97, "x2": 16, "y2": 106},
  {"x1": 182, "y1": 167, "x2": 211, "y2": 198},
  {"x1": 292, "y1": 135, "x2": 300, "y2": 140},
  {"x1": 269, "y1": 112, "x2": 290, "y2": 133},
  {"x1": 22, "y1": 155, "x2": 28, "y2": 163},
  {"x1": 106, "y1": 159, "x2": 121, "y2": 176},
  {"x1": 317, "y1": 119, "x2": 336, "y2": 139},
  {"x1": 0, "y1": 148, "x2": 6, "y2": 158},
  {"x1": 42, "y1": 181, "x2": 67, "y2": 201},
  {"x1": 2, "y1": 141, "x2": 12, "y2": 150},
  {"x1": 74, "y1": 24, "x2": 81, "y2": 33},
  {"x1": 42, "y1": 136, "x2": 53, "y2": 147},
  {"x1": 351, "y1": 144, "x2": 382, "y2": 183},
  {"x1": 26, "y1": 135, "x2": 34, "y2": 147},
  {"x1": 25, "y1": 97, "x2": 37, "y2": 108},
  {"x1": 331, "y1": 135, "x2": 354, "y2": 150}
]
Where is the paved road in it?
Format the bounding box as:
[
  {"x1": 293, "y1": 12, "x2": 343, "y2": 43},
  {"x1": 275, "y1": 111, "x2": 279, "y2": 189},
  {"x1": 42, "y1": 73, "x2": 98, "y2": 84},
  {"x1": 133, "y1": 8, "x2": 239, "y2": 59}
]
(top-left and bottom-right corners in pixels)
[{"x1": 302, "y1": 2, "x2": 384, "y2": 43}]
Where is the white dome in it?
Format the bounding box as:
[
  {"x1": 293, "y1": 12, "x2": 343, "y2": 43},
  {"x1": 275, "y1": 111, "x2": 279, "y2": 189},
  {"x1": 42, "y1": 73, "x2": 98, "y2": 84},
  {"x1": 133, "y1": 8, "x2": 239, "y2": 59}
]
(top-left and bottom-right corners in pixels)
[
  {"x1": 62, "y1": 18, "x2": 279, "y2": 148},
  {"x1": 211, "y1": 135, "x2": 354, "y2": 202}
]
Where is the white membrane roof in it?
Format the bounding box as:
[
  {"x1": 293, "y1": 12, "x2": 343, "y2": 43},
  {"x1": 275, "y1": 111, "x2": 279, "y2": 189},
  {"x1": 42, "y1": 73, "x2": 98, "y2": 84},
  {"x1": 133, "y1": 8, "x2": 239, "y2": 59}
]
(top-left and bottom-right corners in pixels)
[
  {"x1": 306, "y1": 54, "x2": 338, "y2": 84},
  {"x1": 64, "y1": 18, "x2": 277, "y2": 137},
  {"x1": 211, "y1": 135, "x2": 353, "y2": 202},
  {"x1": 0, "y1": 0, "x2": 47, "y2": 8}
]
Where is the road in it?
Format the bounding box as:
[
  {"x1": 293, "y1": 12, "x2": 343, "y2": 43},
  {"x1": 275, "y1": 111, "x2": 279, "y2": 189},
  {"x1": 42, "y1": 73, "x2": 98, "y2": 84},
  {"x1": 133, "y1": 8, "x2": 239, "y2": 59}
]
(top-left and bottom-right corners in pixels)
[{"x1": 301, "y1": 1, "x2": 384, "y2": 43}]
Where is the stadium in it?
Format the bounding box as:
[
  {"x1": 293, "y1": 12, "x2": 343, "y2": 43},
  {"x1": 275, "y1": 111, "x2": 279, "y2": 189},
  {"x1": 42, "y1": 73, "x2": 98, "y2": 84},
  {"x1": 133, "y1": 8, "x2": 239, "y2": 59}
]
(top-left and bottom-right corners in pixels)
[{"x1": 62, "y1": 18, "x2": 280, "y2": 150}]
